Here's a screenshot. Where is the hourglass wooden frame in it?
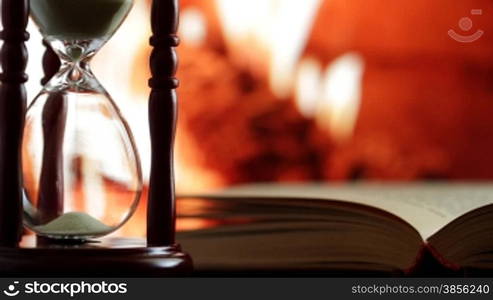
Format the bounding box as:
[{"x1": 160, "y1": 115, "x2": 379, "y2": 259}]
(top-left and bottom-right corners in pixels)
[{"x1": 0, "y1": 0, "x2": 191, "y2": 275}]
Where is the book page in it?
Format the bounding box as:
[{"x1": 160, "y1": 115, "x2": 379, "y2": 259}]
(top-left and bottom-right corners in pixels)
[{"x1": 198, "y1": 183, "x2": 493, "y2": 239}]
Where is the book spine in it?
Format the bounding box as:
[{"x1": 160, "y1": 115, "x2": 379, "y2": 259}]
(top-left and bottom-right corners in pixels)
[{"x1": 406, "y1": 244, "x2": 462, "y2": 277}]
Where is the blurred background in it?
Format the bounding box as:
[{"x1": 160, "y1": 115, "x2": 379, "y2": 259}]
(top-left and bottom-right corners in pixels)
[{"x1": 23, "y1": 0, "x2": 493, "y2": 233}]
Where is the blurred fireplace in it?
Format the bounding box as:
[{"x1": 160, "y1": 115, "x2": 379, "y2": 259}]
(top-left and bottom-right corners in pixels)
[{"x1": 174, "y1": 0, "x2": 493, "y2": 186}]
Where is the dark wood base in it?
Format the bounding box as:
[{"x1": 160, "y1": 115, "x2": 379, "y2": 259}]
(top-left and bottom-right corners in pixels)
[{"x1": 0, "y1": 236, "x2": 192, "y2": 276}]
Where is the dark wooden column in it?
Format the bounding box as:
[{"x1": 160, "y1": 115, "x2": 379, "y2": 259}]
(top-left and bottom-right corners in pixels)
[
  {"x1": 147, "y1": 0, "x2": 180, "y2": 246},
  {"x1": 0, "y1": 0, "x2": 29, "y2": 246},
  {"x1": 38, "y1": 40, "x2": 64, "y2": 224}
]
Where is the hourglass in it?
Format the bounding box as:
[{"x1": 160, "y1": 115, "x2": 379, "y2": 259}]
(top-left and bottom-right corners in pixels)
[
  {"x1": 0, "y1": 0, "x2": 191, "y2": 275},
  {"x1": 23, "y1": 0, "x2": 141, "y2": 240}
]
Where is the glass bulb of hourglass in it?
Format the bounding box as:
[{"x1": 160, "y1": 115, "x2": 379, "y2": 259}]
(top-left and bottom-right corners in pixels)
[{"x1": 23, "y1": 0, "x2": 140, "y2": 240}]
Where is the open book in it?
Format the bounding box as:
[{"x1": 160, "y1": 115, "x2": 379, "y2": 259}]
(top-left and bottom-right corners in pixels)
[{"x1": 177, "y1": 183, "x2": 493, "y2": 276}]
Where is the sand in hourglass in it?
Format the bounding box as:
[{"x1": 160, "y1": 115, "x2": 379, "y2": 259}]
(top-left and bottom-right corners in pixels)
[
  {"x1": 30, "y1": 0, "x2": 133, "y2": 40},
  {"x1": 34, "y1": 212, "x2": 113, "y2": 236}
]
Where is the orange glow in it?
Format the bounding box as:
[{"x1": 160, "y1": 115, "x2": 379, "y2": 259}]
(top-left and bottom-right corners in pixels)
[{"x1": 215, "y1": 0, "x2": 321, "y2": 98}]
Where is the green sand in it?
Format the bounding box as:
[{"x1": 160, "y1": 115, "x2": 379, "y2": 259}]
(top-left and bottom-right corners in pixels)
[
  {"x1": 30, "y1": 0, "x2": 133, "y2": 40},
  {"x1": 34, "y1": 212, "x2": 113, "y2": 236}
]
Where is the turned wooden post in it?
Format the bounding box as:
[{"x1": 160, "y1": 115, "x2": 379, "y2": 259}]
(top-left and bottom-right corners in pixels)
[
  {"x1": 147, "y1": 0, "x2": 180, "y2": 246},
  {"x1": 38, "y1": 40, "x2": 64, "y2": 224},
  {"x1": 0, "y1": 0, "x2": 29, "y2": 246}
]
